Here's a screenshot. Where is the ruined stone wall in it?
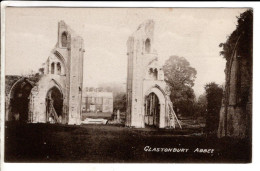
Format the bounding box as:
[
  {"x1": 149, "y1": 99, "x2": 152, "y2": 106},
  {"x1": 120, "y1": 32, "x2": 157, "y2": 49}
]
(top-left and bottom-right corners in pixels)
[
  {"x1": 28, "y1": 75, "x2": 66, "y2": 123},
  {"x1": 126, "y1": 20, "x2": 170, "y2": 128},
  {"x1": 5, "y1": 76, "x2": 38, "y2": 121},
  {"x1": 218, "y1": 51, "x2": 252, "y2": 138},
  {"x1": 5, "y1": 75, "x2": 23, "y2": 121},
  {"x1": 218, "y1": 9, "x2": 252, "y2": 139},
  {"x1": 5, "y1": 75, "x2": 22, "y2": 96},
  {"x1": 68, "y1": 36, "x2": 84, "y2": 125},
  {"x1": 6, "y1": 21, "x2": 85, "y2": 125},
  {"x1": 126, "y1": 20, "x2": 155, "y2": 128},
  {"x1": 50, "y1": 20, "x2": 85, "y2": 125}
]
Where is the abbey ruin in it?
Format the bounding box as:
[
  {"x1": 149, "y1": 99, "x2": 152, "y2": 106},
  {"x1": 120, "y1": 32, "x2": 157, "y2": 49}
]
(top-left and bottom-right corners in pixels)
[
  {"x1": 5, "y1": 20, "x2": 181, "y2": 129},
  {"x1": 125, "y1": 20, "x2": 180, "y2": 128},
  {"x1": 5, "y1": 21, "x2": 84, "y2": 125}
]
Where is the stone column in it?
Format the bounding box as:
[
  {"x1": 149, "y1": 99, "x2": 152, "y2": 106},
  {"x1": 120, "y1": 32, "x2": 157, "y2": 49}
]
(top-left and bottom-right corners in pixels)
[
  {"x1": 117, "y1": 109, "x2": 120, "y2": 122},
  {"x1": 54, "y1": 62, "x2": 57, "y2": 75}
]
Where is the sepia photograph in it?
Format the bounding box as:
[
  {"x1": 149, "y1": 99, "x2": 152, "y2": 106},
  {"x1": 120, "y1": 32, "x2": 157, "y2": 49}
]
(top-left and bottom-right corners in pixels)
[{"x1": 1, "y1": 5, "x2": 253, "y2": 164}]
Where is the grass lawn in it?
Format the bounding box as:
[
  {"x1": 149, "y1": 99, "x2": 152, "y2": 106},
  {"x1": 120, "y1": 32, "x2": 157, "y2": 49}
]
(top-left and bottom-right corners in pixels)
[{"x1": 4, "y1": 122, "x2": 251, "y2": 163}]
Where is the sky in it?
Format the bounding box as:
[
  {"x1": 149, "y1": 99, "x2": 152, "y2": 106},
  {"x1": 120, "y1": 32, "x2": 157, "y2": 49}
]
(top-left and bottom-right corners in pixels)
[{"x1": 5, "y1": 8, "x2": 247, "y2": 97}]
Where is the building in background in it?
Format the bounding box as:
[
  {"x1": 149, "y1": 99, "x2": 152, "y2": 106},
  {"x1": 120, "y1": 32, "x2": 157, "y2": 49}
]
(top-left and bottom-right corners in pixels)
[{"x1": 82, "y1": 87, "x2": 113, "y2": 113}]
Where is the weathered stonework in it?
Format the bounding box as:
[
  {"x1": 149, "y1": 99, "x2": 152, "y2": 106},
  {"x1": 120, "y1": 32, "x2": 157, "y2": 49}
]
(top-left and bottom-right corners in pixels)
[
  {"x1": 217, "y1": 10, "x2": 253, "y2": 139},
  {"x1": 218, "y1": 50, "x2": 252, "y2": 138},
  {"x1": 126, "y1": 20, "x2": 173, "y2": 128},
  {"x1": 6, "y1": 21, "x2": 84, "y2": 125}
]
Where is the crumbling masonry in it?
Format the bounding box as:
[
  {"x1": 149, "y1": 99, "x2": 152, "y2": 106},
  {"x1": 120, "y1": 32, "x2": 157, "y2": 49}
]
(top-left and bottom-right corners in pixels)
[
  {"x1": 5, "y1": 21, "x2": 84, "y2": 125},
  {"x1": 126, "y1": 20, "x2": 180, "y2": 128}
]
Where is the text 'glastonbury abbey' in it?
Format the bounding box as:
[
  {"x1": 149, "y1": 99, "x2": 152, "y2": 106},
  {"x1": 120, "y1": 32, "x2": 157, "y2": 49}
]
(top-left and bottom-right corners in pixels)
[{"x1": 144, "y1": 146, "x2": 214, "y2": 153}]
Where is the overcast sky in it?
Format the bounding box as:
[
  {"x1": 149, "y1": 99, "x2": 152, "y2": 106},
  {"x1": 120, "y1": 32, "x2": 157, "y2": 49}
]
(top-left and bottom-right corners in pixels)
[{"x1": 5, "y1": 8, "x2": 247, "y2": 96}]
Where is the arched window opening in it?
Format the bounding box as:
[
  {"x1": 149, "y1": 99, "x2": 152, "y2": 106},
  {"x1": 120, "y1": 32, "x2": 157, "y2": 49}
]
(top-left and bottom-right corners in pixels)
[
  {"x1": 148, "y1": 68, "x2": 158, "y2": 80},
  {"x1": 145, "y1": 38, "x2": 151, "y2": 53},
  {"x1": 57, "y1": 62, "x2": 61, "y2": 75},
  {"x1": 51, "y1": 62, "x2": 55, "y2": 74},
  {"x1": 61, "y1": 32, "x2": 68, "y2": 47}
]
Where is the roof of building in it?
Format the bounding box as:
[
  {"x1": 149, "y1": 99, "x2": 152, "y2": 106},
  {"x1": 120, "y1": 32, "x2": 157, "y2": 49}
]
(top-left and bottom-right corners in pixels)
[{"x1": 83, "y1": 91, "x2": 113, "y2": 98}]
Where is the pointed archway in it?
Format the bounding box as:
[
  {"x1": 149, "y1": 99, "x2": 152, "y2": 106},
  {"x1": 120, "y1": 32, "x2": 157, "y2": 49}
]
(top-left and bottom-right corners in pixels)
[
  {"x1": 8, "y1": 78, "x2": 33, "y2": 122},
  {"x1": 144, "y1": 85, "x2": 167, "y2": 128},
  {"x1": 145, "y1": 92, "x2": 160, "y2": 127},
  {"x1": 46, "y1": 86, "x2": 63, "y2": 123}
]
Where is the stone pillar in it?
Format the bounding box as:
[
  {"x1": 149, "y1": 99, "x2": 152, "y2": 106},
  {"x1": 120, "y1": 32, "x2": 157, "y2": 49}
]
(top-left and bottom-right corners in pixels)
[
  {"x1": 48, "y1": 61, "x2": 51, "y2": 74},
  {"x1": 54, "y1": 62, "x2": 57, "y2": 75},
  {"x1": 159, "y1": 103, "x2": 165, "y2": 128},
  {"x1": 117, "y1": 109, "x2": 120, "y2": 122},
  {"x1": 5, "y1": 97, "x2": 10, "y2": 121}
]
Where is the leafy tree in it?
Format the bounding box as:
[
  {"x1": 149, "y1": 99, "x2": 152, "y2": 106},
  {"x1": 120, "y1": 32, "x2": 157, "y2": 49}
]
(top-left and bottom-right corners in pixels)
[
  {"x1": 194, "y1": 93, "x2": 207, "y2": 118},
  {"x1": 163, "y1": 56, "x2": 197, "y2": 116},
  {"x1": 204, "y1": 82, "x2": 223, "y2": 134},
  {"x1": 98, "y1": 82, "x2": 127, "y2": 112},
  {"x1": 219, "y1": 9, "x2": 253, "y2": 62},
  {"x1": 98, "y1": 82, "x2": 125, "y2": 94},
  {"x1": 113, "y1": 92, "x2": 126, "y2": 112}
]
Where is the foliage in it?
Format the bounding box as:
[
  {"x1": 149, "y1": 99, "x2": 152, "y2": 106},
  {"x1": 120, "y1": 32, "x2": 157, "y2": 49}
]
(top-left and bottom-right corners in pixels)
[
  {"x1": 113, "y1": 92, "x2": 126, "y2": 112},
  {"x1": 163, "y1": 56, "x2": 197, "y2": 116},
  {"x1": 194, "y1": 93, "x2": 207, "y2": 118},
  {"x1": 98, "y1": 82, "x2": 125, "y2": 93},
  {"x1": 21, "y1": 69, "x2": 41, "y2": 83},
  {"x1": 219, "y1": 9, "x2": 253, "y2": 63},
  {"x1": 95, "y1": 82, "x2": 127, "y2": 112},
  {"x1": 204, "y1": 82, "x2": 223, "y2": 134},
  {"x1": 163, "y1": 56, "x2": 197, "y2": 88}
]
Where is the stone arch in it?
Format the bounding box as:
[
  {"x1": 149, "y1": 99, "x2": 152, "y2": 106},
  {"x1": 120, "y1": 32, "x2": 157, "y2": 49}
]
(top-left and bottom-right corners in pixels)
[
  {"x1": 46, "y1": 85, "x2": 63, "y2": 123},
  {"x1": 7, "y1": 78, "x2": 34, "y2": 122},
  {"x1": 28, "y1": 77, "x2": 65, "y2": 123},
  {"x1": 145, "y1": 38, "x2": 151, "y2": 53},
  {"x1": 48, "y1": 79, "x2": 64, "y2": 96},
  {"x1": 144, "y1": 85, "x2": 167, "y2": 128}
]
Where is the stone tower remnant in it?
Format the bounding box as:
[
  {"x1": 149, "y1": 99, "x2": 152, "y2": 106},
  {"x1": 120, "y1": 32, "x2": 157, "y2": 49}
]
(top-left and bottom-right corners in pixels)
[
  {"x1": 6, "y1": 21, "x2": 84, "y2": 125},
  {"x1": 126, "y1": 20, "x2": 180, "y2": 128}
]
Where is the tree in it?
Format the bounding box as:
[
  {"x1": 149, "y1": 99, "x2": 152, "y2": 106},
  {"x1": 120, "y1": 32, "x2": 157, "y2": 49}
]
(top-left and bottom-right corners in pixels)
[
  {"x1": 194, "y1": 93, "x2": 207, "y2": 118},
  {"x1": 98, "y1": 82, "x2": 127, "y2": 112},
  {"x1": 204, "y1": 82, "x2": 223, "y2": 135},
  {"x1": 163, "y1": 56, "x2": 197, "y2": 117},
  {"x1": 219, "y1": 9, "x2": 253, "y2": 63},
  {"x1": 113, "y1": 92, "x2": 126, "y2": 112}
]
